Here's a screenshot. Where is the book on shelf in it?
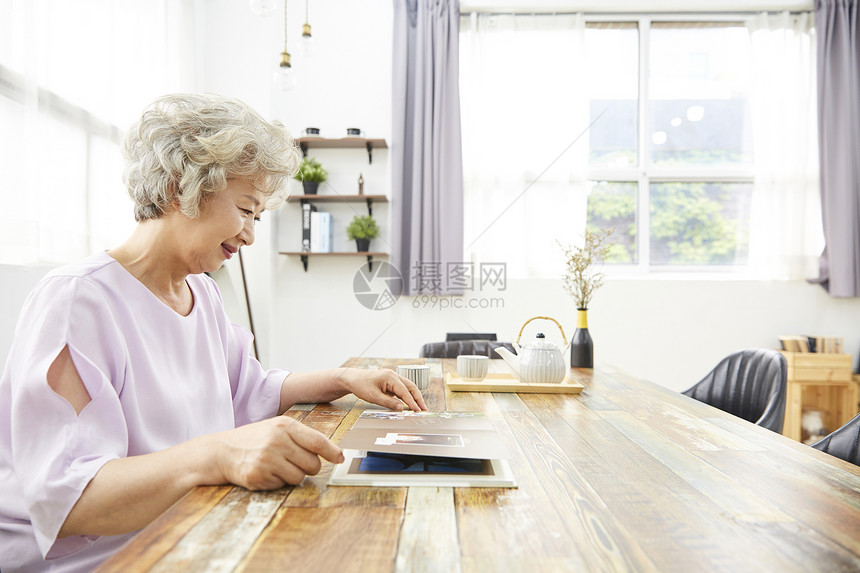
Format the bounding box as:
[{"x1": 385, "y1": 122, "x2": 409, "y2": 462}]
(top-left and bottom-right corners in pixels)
[
  {"x1": 301, "y1": 202, "x2": 317, "y2": 252},
  {"x1": 778, "y1": 335, "x2": 844, "y2": 354},
  {"x1": 322, "y1": 212, "x2": 332, "y2": 252},
  {"x1": 310, "y1": 211, "x2": 333, "y2": 253}
]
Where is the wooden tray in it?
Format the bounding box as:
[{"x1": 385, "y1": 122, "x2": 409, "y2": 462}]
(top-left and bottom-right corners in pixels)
[{"x1": 445, "y1": 373, "x2": 584, "y2": 394}]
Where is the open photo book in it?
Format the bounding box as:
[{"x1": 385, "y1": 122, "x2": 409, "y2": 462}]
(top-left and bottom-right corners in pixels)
[{"x1": 329, "y1": 411, "x2": 517, "y2": 487}]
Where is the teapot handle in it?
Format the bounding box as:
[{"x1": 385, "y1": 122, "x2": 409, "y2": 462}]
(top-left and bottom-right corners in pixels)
[{"x1": 515, "y1": 316, "x2": 568, "y2": 347}]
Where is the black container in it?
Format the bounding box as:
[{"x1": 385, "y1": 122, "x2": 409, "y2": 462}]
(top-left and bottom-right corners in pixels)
[
  {"x1": 571, "y1": 309, "x2": 594, "y2": 368},
  {"x1": 302, "y1": 181, "x2": 319, "y2": 195}
]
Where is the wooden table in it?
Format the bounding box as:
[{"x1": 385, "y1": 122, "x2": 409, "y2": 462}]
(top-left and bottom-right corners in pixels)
[{"x1": 97, "y1": 358, "x2": 860, "y2": 572}]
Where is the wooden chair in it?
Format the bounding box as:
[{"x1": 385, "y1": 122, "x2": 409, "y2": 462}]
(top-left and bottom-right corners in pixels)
[{"x1": 682, "y1": 348, "x2": 788, "y2": 433}]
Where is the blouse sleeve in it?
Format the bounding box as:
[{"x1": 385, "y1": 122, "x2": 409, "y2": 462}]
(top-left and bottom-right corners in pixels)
[
  {"x1": 7, "y1": 276, "x2": 129, "y2": 559},
  {"x1": 225, "y1": 323, "x2": 288, "y2": 425},
  {"x1": 201, "y1": 275, "x2": 288, "y2": 425}
]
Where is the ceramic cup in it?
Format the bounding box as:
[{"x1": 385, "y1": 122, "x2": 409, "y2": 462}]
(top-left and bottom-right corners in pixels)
[
  {"x1": 457, "y1": 355, "x2": 489, "y2": 381},
  {"x1": 396, "y1": 364, "x2": 431, "y2": 392}
]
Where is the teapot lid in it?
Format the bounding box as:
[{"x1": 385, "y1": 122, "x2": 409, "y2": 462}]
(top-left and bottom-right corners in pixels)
[{"x1": 523, "y1": 332, "x2": 558, "y2": 350}]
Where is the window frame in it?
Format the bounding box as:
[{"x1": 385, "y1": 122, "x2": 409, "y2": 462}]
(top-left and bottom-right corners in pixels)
[{"x1": 584, "y1": 14, "x2": 757, "y2": 276}]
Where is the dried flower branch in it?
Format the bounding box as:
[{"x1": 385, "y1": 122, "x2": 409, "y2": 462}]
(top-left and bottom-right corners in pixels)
[{"x1": 559, "y1": 228, "x2": 614, "y2": 310}]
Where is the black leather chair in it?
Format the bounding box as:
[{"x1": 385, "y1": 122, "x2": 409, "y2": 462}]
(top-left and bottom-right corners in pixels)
[
  {"x1": 811, "y1": 412, "x2": 860, "y2": 466},
  {"x1": 419, "y1": 340, "x2": 515, "y2": 359},
  {"x1": 446, "y1": 332, "x2": 497, "y2": 342},
  {"x1": 682, "y1": 348, "x2": 788, "y2": 433}
]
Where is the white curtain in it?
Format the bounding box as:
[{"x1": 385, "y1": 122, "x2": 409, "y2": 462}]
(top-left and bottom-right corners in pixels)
[
  {"x1": 0, "y1": 0, "x2": 197, "y2": 265},
  {"x1": 746, "y1": 11, "x2": 823, "y2": 280},
  {"x1": 459, "y1": 13, "x2": 588, "y2": 279}
]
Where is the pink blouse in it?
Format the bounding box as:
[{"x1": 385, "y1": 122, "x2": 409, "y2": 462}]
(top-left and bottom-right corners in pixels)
[{"x1": 0, "y1": 252, "x2": 288, "y2": 572}]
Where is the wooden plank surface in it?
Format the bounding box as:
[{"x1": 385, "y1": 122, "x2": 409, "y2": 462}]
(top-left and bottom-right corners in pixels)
[
  {"x1": 96, "y1": 485, "x2": 233, "y2": 572},
  {"x1": 148, "y1": 488, "x2": 289, "y2": 573},
  {"x1": 236, "y1": 507, "x2": 402, "y2": 571},
  {"x1": 98, "y1": 358, "x2": 860, "y2": 573},
  {"x1": 394, "y1": 487, "x2": 460, "y2": 573}
]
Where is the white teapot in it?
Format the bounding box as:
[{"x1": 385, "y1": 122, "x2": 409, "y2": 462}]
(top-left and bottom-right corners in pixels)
[{"x1": 495, "y1": 316, "x2": 570, "y2": 384}]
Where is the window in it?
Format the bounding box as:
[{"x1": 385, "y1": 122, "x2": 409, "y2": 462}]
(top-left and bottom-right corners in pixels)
[
  {"x1": 460, "y1": 14, "x2": 820, "y2": 279},
  {"x1": 586, "y1": 22, "x2": 755, "y2": 268},
  {"x1": 0, "y1": 0, "x2": 197, "y2": 265}
]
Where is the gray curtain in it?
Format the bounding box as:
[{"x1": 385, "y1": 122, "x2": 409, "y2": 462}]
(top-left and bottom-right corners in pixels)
[
  {"x1": 814, "y1": 0, "x2": 860, "y2": 296},
  {"x1": 392, "y1": 0, "x2": 464, "y2": 295}
]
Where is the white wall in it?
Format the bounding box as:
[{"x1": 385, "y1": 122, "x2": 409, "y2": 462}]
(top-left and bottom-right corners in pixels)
[{"x1": 2, "y1": 1, "x2": 858, "y2": 394}]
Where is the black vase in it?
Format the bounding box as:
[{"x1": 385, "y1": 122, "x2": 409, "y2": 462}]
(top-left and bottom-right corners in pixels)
[
  {"x1": 571, "y1": 308, "x2": 594, "y2": 368},
  {"x1": 356, "y1": 238, "x2": 370, "y2": 252},
  {"x1": 302, "y1": 181, "x2": 319, "y2": 195}
]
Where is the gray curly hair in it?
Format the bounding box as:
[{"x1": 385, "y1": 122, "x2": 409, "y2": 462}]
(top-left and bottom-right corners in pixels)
[{"x1": 122, "y1": 93, "x2": 300, "y2": 222}]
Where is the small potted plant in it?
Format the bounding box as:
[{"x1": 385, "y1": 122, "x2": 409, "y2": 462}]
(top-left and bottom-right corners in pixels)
[
  {"x1": 295, "y1": 157, "x2": 328, "y2": 195},
  {"x1": 347, "y1": 214, "x2": 379, "y2": 252}
]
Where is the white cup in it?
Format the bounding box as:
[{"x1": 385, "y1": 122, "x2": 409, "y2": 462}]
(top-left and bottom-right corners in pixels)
[
  {"x1": 457, "y1": 355, "x2": 489, "y2": 381},
  {"x1": 396, "y1": 364, "x2": 431, "y2": 392}
]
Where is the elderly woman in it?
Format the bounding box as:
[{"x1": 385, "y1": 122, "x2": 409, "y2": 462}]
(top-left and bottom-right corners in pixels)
[{"x1": 0, "y1": 93, "x2": 426, "y2": 572}]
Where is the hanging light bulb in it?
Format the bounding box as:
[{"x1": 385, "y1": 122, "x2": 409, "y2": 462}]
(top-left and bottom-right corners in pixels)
[
  {"x1": 249, "y1": 0, "x2": 275, "y2": 17},
  {"x1": 273, "y1": 0, "x2": 297, "y2": 91},
  {"x1": 274, "y1": 51, "x2": 297, "y2": 91},
  {"x1": 298, "y1": 0, "x2": 316, "y2": 56}
]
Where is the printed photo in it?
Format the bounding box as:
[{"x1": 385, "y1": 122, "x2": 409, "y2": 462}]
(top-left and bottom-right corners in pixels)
[
  {"x1": 354, "y1": 452, "x2": 490, "y2": 475},
  {"x1": 374, "y1": 432, "x2": 465, "y2": 447}
]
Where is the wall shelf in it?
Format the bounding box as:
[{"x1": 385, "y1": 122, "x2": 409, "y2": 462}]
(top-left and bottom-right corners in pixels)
[
  {"x1": 297, "y1": 137, "x2": 387, "y2": 164},
  {"x1": 280, "y1": 251, "x2": 389, "y2": 272},
  {"x1": 285, "y1": 139, "x2": 389, "y2": 271},
  {"x1": 288, "y1": 194, "x2": 387, "y2": 216}
]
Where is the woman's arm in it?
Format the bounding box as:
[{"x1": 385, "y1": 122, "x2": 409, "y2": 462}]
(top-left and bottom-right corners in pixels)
[
  {"x1": 278, "y1": 367, "x2": 427, "y2": 414},
  {"x1": 59, "y1": 415, "x2": 343, "y2": 537},
  {"x1": 49, "y1": 351, "x2": 342, "y2": 538}
]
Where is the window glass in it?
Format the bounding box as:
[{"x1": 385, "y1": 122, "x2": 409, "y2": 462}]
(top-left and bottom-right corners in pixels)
[
  {"x1": 89, "y1": 134, "x2": 134, "y2": 251},
  {"x1": 460, "y1": 16, "x2": 817, "y2": 276},
  {"x1": 587, "y1": 181, "x2": 637, "y2": 263},
  {"x1": 649, "y1": 24, "x2": 753, "y2": 168},
  {"x1": 649, "y1": 182, "x2": 752, "y2": 265},
  {"x1": 586, "y1": 24, "x2": 638, "y2": 169}
]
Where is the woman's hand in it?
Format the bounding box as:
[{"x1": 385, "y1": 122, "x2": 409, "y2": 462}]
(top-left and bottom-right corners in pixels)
[
  {"x1": 278, "y1": 367, "x2": 429, "y2": 414},
  {"x1": 211, "y1": 416, "x2": 344, "y2": 490},
  {"x1": 339, "y1": 368, "x2": 427, "y2": 412},
  {"x1": 60, "y1": 416, "x2": 341, "y2": 537}
]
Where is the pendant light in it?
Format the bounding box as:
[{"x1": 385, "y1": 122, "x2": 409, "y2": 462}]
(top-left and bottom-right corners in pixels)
[
  {"x1": 273, "y1": 0, "x2": 297, "y2": 91},
  {"x1": 298, "y1": 0, "x2": 316, "y2": 56}
]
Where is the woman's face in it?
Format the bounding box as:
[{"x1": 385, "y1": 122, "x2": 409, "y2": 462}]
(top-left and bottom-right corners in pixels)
[{"x1": 177, "y1": 178, "x2": 266, "y2": 274}]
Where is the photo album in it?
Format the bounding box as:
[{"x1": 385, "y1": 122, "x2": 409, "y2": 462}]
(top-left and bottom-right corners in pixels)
[{"x1": 330, "y1": 411, "x2": 517, "y2": 487}]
